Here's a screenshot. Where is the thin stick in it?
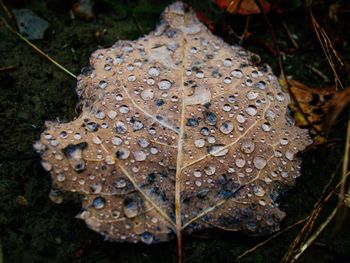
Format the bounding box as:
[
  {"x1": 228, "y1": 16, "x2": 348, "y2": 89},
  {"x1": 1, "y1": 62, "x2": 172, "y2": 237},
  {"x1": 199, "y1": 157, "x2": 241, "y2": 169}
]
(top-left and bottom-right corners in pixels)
[
  {"x1": 0, "y1": 17, "x2": 77, "y2": 79},
  {"x1": 291, "y1": 206, "x2": 338, "y2": 262},
  {"x1": 0, "y1": 65, "x2": 16, "y2": 72},
  {"x1": 235, "y1": 217, "x2": 308, "y2": 261},
  {"x1": 0, "y1": 0, "x2": 13, "y2": 19},
  {"x1": 338, "y1": 116, "x2": 350, "y2": 210}
]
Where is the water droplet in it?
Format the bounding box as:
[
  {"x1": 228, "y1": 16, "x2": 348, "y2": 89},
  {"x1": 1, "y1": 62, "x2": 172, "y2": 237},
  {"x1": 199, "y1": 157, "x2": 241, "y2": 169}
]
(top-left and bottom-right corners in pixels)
[
  {"x1": 194, "y1": 139, "x2": 205, "y2": 148},
  {"x1": 116, "y1": 148, "x2": 130, "y2": 159},
  {"x1": 265, "y1": 109, "x2": 276, "y2": 121},
  {"x1": 204, "y1": 165, "x2": 216, "y2": 175},
  {"x1": 138, "y1": 138, "x2": 150, "y2": 148},
  {"x1": 99, "y1": 80, "x2": 107, "y2": 89},
  {"x1": 115, "y1": 178, "x2": 127, "y2": 188},
  {"x1": 141, "y1": 231, "x2": 154, "y2": 244},
  {"x1": 134, "y1": 151, "x2": 147, "y2": 161},
  {"x1": 194, "y1": 170, "x2": 202, "y2": 178},
  {"x1": 246, "y1": 91, "x2": 258, "y2": 100},
  {"x1": 276, "y1": 92, "x2": 285, "y2": 101},
  {"x1": 111, "y1": 136, "x2": 122, "y2": 145},
  {"x1": 141, "y1": 89, "x2": 154, "y2": 100},
  {"x1": 115, "y1": 121, "x2": 127, "y2": 134},
  {"x1": 112, "y1": 209, "x2": 120, "y2": 218},
  {"x1": 227, "y1": 95, "x2": 236, "y2": 103},
  {"x1": 280, "y1": 138, "x2": 289, "y2": 145},
  {"x1": 253, "y1": 186, "x2": 265, "y2": 197},
  {"x1": 158, "y1": 79, "x2": 172, "y2": 90},
  {"x1": 285, "y1": 151, "x2": 294, "y2": 160},
  {"x1": 200, "y1": 127, "x2": 210, "y2": 136},
  {"x1": 240, "y1": 139, "x2": 255, "y2": 154},
  {"x1": 127, "y1": 75, "x2": 136, "y2": 82},
  {"x1": 92, "y1": 196, "x2": 105, "y2": 209},
  {"x1": 255, "y1": 81, "x2": 266, "y2": 90},
  {"x1": 90, "y1": 182, "x2": 102, "y2": 194},
  {"x1": 253, "y1": 156, "x2": 267, "y2": 170},
  {"x1": 261, "y1": 122, "x2": 271, "y2": 132},
  {"x1": 219, "y1": 121, "x2": 234, "y2": 134},
  {"x1": 223, "y1": 104, "x2": 231, "y2": 112},
  {"x1": 108, "y1": 110, "x2": 117, "y2": 119},
  {"x1": 245, "y1": 105, "x2": 257, "y2": 116},
  {"x1": 133, "y1": 120, "x2": 144, "y2": 131},
  {"x1": 223, "y1": 77, "x2": 232, "y2": 84},
  {"x1": 223, "y1": 58, "x2": 233, "y2": 67},
  {"x1": 104, "y1": 64, "x2": 111, "y2": 71},
  {"x1": 208, "y1": 144, "x2": 228, "y2": 157},
  {"x1": 236, "y1": 114, "x2": 246, "y2": 123},
  {"x1": 235, "y1": 158, "x2": 246, "y2": 168},
  {"x1": 148, "y1": 67, "x2": 160, "y2": 77},
  {"x1": 116, "y1": 94, "x2": 123, "y2": 101},
  {"x1": 41, "y1": 161, "x2": 52, "y2": 171},
  {"x1": 231, "y1": 69, "x2": 243, "y2": 78},
  {"x1": 119, "y1": 105, "x2": 129, "y2": 114},
  {"x1": 203, "y1": 111, "x2": 217, "y2": 126},
  {"x1": 123, "y1": 198, "x2": 139, "y2": 218},
  {"x1": 196, "y1": 71, "x2": 204, "y2": 78}
]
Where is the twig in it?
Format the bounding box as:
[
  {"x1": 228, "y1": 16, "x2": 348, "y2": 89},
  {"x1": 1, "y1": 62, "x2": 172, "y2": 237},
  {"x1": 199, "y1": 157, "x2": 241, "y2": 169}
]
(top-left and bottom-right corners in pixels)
[
  {"x1": 0, "y1": 17, "x2": 76, "y2": 79},
  {"x1": 306, "y1": 65, "x2": 330, "y2": 82},
  {"x1": 281, "y1": 21, "x2": 299, "y2": 49},
  {"x1": 235, "y1": 217, "x2": 308, "y2": 261},
  {"x1": 0, "y1": 65, "x2": 16, "y2": 72},
  {"x1": 337, "y1": 116, "x2": 350, "y2": 210},
  {"x1": 291, "y1": 206, "x2": 338, "y2": 262},
  {"x1": 0, "y1": 0, "x2": 13, "y2": 19}
]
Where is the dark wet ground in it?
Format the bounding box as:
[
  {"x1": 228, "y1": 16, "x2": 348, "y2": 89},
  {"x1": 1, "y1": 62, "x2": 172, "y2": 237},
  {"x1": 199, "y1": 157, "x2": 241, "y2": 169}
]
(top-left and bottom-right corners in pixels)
[{"x1": 0, "y1": 0, "x2": 350, "y2": 262}]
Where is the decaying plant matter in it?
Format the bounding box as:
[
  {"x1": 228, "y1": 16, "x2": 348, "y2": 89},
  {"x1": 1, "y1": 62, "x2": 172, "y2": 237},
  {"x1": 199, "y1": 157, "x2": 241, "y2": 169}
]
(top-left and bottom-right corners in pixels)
[{"x1": 34, "y1": 2, "x2": 312, "y2": 246}]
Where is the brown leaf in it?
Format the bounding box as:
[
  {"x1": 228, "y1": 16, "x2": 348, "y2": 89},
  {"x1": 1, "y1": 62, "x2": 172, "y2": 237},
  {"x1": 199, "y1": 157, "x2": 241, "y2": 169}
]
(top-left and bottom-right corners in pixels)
[
  {"x1": 216, "y1": 0, "x2": 271, "y2": 15},
  {"x1": 34, "y1": 2, "x2": 311, "y2": 247},
  {"x1": 288, "y1": 80, "x2": 335, "y2": 135},
  {"x1": 325, "y1": 87, "x2": 350, "y2": 131}
]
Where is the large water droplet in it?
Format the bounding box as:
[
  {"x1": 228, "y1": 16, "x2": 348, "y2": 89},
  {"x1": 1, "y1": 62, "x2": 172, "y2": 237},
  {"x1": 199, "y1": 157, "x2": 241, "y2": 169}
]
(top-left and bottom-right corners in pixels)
[
  {"x1": 245, "y1": 105, "x2": 257, "y2": 116},
  {"x1": 134, "y1": 151, "x2": 147, "y2": 161},
  {"x1": 219, "y1": 121, "x2": 234, "y2": 134},
  {"x1": 140, "y1": 231, "x2": 154, "y2": 244},
  {"x1": 235, "y1": 158, "x2": 246, "y2": 168},
  {"x1": 240, "y1": 139, "x2": 255, "y2": 154},
  {"x1": 253, "y1": 185, "x2": 265, "y2": 197},
  {"x1": 253, "y1": 156, "x2": 267, "y2": 170},
  {"x1": 115, "y1": 177, "x2": 127, "y2": 188},
  {"x1": 204, "y1": 165, "x2": 216, "y2": 175},
  {"x1": 92, "y1": 196, "x2": 105, "y2": 209},
  {"x1": 123, "y1": 198, "x2": 139, "y2": 218},
  {"x1": 158, "y1": 79, "x2": 172, "y2": 90},
  {"x1": 141, "y1": 89, "x2": 154, "y2": 100},
  {"x1": 208, "y1": 144, "x2": 228, "y2": 157},
  {"x1": 148, "y1": 67, "x2": 160, "y2": 77},
  {"x1": 231, "y1": 69, "x2": 243, "y2": 78}
]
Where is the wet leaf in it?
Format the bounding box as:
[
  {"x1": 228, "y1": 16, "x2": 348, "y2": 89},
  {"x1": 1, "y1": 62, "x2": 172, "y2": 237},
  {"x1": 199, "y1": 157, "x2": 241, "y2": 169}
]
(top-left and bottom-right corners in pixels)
[{"x1": 35, "y1": 2, "x2": 311, "y2": 245}]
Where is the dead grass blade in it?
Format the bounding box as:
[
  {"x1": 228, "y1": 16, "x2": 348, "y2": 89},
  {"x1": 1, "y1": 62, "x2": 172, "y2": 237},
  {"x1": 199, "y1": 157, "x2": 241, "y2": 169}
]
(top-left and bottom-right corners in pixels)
[
  {"x1": 0, "y1": 17, "x2": 76, "y2": 79},
  {"x1": 307, "y1": 0, "x2": 345, "y2": 90},
  {"x1": 235, "y1": 217, "x2": 308, "y2": 261}
]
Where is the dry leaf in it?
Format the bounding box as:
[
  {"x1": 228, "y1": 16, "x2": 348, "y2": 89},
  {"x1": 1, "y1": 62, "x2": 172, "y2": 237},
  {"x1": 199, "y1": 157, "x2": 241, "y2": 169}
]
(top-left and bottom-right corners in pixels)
[
  {"x1": 34, "y1": 2, "x2": 311, "y2": 245},
  {"x1": 288, "y1": 80, "x2": 335, "y2": 135},
  {"x1": 325, "y1": 87, "x2": 350, "y2": 131},
  {"x1": 216, "y1": 0, "x2": 271, "y2": 15}
]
